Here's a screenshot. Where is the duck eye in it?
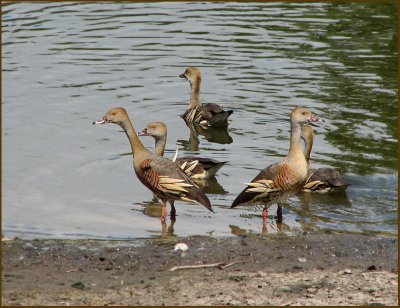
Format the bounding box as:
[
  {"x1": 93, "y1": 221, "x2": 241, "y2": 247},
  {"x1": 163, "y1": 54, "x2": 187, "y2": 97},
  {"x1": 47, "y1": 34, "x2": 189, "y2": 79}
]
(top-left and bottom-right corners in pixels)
[{"x1": 112, "y1": 112, "x2": 116, "y2": 116}]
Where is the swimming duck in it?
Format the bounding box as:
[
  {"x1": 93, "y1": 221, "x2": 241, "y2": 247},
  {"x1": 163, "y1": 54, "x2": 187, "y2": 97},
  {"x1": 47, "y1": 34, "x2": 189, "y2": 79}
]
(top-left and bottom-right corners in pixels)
[
  {"x1": 93, "y1": 107, "x2": 213, "y2": 221},
  {"x1": 301, "y1": 124, "x2": 349, "y2": 193},
  {"x1": 138, "y1": 121, "x2": 228, "y2": 179},
  {"x1": 231, "y1": 107, "x2": 323, "y2": 226},
  {"x1": 178, "y1": 66, "x2": 233, "y2": 126}
]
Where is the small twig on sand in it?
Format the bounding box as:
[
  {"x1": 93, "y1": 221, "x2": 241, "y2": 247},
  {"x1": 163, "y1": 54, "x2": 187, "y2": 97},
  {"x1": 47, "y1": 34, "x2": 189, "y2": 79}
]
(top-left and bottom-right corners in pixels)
[
  {"x1": 218, "y1": 260, "x2": 243, "y2": 269},
  {"x1": 65, "y1": 268, "x2": 79, "y2": 273},
  {"x1": 169, "y1": 262, "x2": 224, "y2": 271},
  {"x1": 281, "y1": 301, "x2": 293, "y2": 306},
  {"x1": 169, "y1": 261, "x2": 243, "y2": 271}
]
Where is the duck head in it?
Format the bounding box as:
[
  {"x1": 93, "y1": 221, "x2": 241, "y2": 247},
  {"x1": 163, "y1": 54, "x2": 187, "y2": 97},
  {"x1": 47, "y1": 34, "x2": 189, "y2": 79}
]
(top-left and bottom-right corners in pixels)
[
  {"x1": 93, "y1": 107, "x2": 129, "y2": 126},
  {"x1": 178, "y1": 66, "x2": 201, "y2": 85},
  {"x1": 291, "y1": 106, "x2": 324, "y2": 124},
  {"x1": 137, "y1": 122, "x2": 167, "y2": 139}
]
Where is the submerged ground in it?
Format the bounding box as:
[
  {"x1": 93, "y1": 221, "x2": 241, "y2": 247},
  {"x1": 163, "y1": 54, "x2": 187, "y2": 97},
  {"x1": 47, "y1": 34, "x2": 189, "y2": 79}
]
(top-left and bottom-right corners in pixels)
[{"x1": 2, "y1": 232, "x2": 398, "y2": 306}]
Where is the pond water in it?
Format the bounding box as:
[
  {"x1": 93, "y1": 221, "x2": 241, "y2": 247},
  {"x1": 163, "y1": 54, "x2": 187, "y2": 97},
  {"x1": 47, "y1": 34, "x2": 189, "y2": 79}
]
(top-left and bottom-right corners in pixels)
[{"x1": 2, "y1": 2, "x2": 398, "y2": 239}]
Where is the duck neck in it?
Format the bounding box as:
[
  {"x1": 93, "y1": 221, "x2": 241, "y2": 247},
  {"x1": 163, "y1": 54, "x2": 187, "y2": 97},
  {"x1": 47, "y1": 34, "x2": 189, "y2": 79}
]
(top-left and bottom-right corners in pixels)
[
  {"x1": 189, "y1": 78, "x2": 201, "y2": 109},
  {"x1": 303, "y1": 132, "x2": 313, "y2": 166},
  {"x1": 287, "y1": 121, "x2": 306, "y2": 162},
  {"x1": 120, "y1": 119, "x2": 149, "y2": 159},
  {"x1": 153, "y1": 134, "x2": 166, "y2": 156}
]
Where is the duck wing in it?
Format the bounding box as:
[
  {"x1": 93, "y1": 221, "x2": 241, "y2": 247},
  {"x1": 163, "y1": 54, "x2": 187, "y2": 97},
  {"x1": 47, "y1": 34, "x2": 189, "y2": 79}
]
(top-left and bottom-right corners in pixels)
[
  {"x1": 176, "y1": 156, "x2": 227, "y2": 178},
  {"x1": 181, "y1": 107, "x2": 203, "y2": 123},
  {"x1": 137, "y1": 157, "x2": 213, "y2": 212},
  {"x1": 201, "y1": 103, "x2": 233, "y2": 125},
  {"x1": 304, "y1": 167, "x2": 348, "y2": 191},
  {"x1": 231, "y1": 163, "x2": 283, "y2": 208}
]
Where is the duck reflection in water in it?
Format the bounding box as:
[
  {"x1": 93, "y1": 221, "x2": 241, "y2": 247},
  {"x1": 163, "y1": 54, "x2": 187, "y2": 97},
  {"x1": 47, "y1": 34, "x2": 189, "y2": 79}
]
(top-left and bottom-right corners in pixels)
[
  {"x1": 135, "y1": 199, "x2": 176, "y2": 237},
  {"x1": 193, "y1": 177, "x2": 228, "y2": 195},
  {"x1": 229, "y1": 204, "x2": 287, "y2": 236},
  {"x1": 291, "y1": 190, "x2": 352, "y2": 233},
  {"x1": 177, "y1": 122, "x2": 233, "y2": 152},
  {"x1": 299, "y1": 189, "x2": 352, "y2": 208}
]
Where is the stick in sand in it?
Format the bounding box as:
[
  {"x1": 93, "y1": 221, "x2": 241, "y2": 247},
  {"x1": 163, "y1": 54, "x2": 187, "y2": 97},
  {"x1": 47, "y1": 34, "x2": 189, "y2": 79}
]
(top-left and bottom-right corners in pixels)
[{"x1": 169, "y1": 261, "x2": 243, "y2": 271}]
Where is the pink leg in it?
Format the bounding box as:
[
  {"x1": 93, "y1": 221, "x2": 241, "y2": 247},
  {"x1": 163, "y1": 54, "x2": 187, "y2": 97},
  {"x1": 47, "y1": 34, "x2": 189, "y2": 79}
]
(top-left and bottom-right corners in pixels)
[
  {"x1": 262, "y1": 207, "x2": 268, "y2": 227},
  {"x1": 161, "y1": 220, "x2": 167, "y2": 235},
  {"x1": 262, "y1": 208, "x2": 268, "y2": 235},
  {"x1": 160, "y1": 200, "x2": 167, "y2": 222},
  {"x1": 170, "y1": 201, "x2": 176, "y2": 220}
]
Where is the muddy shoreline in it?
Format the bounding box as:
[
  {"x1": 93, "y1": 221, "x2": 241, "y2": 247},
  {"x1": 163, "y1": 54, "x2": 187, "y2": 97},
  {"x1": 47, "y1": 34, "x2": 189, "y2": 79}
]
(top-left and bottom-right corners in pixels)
[{"x1": 2, "y1": 232, "x2": 398, "y2": 306}]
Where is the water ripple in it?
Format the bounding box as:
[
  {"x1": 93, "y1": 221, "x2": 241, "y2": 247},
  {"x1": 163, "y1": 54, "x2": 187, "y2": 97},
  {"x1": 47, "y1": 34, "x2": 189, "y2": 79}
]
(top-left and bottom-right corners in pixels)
[{"x1": 2, "y1": 1, "x2": 397, "y2": 239}]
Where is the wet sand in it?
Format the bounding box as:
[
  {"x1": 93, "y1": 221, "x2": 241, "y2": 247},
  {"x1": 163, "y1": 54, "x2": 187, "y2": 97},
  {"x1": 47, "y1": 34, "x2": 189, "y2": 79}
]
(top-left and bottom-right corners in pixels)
[{"x1": 2, "y1": 232, "x2": 398, "y2": 306}]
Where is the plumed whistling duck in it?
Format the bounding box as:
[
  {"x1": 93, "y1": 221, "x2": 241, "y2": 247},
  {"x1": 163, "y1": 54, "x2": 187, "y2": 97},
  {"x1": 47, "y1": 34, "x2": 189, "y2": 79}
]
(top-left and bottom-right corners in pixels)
[
  {"x1": 93, "y1": 107, "x2": 213, "y2": 221},
  {"x1": 231, "y1": 107, "x2": 323, "y2": 226},
  {"x1": 178, "y1": 66, "x2": 233, "y2": 127},
  {"x1": 301, "y1": 124, "x2": 349, "y2": 193},
  {"x1": 138, "y1": 121, "x2": 228, "y2": 179}
]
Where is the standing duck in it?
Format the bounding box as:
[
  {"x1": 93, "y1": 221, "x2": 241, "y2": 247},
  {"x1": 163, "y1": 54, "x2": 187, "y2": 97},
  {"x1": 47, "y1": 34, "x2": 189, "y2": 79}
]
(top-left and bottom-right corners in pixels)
[
  {"x1": 301, "y1": 124, "x2": 349, "y2": 193},
  {"x1": 178, "y1": 66, "x2": 233, "y2": 126},
  {"x1": 231, "y1": 107, "x2": 323, "y2": 226},
  {"x1": 137, "y1": 121, "x2": 228, "y2": 179},
  {"x1": 93, "y1": 107, "x2": 213, "y2": 221}
]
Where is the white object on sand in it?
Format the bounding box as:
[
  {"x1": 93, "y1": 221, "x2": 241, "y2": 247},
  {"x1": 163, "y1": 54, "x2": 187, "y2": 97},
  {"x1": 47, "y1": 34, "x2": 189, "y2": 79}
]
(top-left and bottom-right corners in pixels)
[{"x1": 174, "y1": 243, "x2": 189, "y2": 251}]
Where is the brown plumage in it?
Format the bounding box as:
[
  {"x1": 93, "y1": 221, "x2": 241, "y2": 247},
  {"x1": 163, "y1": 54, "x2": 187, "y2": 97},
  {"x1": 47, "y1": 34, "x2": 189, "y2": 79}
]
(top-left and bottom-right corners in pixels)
[
  {"x1": 231, "y1": 107, "x2": 323, "y2": 225},
  {"x1": 93, "y1": 107, "x2": 213, "y2": 221},
  {"x1": 138, "y1": 121, "x2": 228, "y2": 179},
  {"x1": 301, "y1": 124, "x2": 349, "y2": 193},
  {"x1": 178, "y1": 67, "x2": 233, "y2": 126}
]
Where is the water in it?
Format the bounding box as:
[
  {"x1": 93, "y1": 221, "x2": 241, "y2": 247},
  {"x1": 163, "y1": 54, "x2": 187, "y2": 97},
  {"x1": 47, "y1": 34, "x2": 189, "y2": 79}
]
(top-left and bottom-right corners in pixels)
[{"x1": 2, "y1": 2, "x2": 397, "y2": 239}]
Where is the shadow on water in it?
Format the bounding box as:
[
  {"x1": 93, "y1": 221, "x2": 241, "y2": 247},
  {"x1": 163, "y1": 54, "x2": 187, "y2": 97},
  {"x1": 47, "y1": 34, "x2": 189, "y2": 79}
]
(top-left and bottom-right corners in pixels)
[
  {"x1": 229, "y1": 214, "x2": 288, "y2": 237},
  {"x1": 133, "y1": 198, "x2": 162, "y2": 218},
  {"x1": 176, "y1": 125, "x2": 200, "y2": 151},
  {"x1": 298, "y1": 191, "x2": 352, "y2": 209},
  {"x1": 192, "y1": 123, "x2": 233, "y2": 145},
  {"x1": 193, "y1": 177, "x2": 228, "y2": 195},
  {"x1": 293, "y1": 191, "x2": 353, "y2": 233},
  {"x1": 177, "y1": 122, "x2": 233, "y2": 151}
]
